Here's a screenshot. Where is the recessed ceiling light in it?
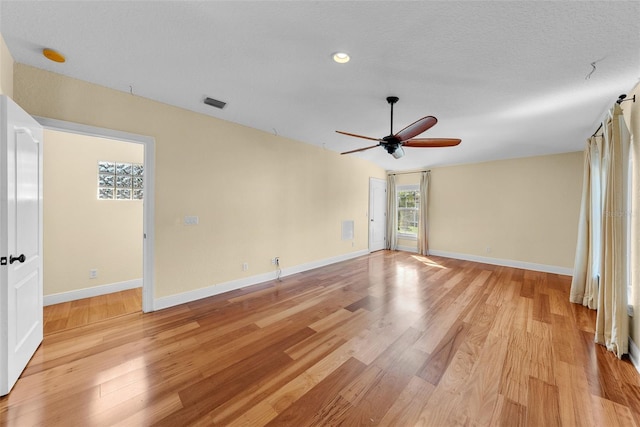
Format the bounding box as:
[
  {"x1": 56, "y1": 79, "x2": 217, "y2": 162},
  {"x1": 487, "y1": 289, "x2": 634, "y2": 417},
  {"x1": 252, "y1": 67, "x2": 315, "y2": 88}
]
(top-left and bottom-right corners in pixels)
[
  {"x1": 42, "y1": 48, "x2": 65, "y2": 63},
  {"x1": 332, "y1": 52, "x2": 350, "y2": 64}
]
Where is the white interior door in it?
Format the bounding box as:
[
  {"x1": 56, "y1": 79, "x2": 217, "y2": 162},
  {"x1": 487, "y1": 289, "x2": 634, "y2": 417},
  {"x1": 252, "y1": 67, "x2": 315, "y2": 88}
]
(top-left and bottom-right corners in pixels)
[
  {"x1": 0, "y1": 95, "x2": 44, "y2": 396},
  {"x1": 369, "y1": 177, "x2": 387, "y2": 252}
]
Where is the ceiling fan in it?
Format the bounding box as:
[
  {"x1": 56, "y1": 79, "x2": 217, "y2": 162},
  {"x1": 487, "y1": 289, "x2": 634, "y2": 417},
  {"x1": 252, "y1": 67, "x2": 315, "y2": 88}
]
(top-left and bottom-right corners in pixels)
[{"x1": 336, "y1": 96, "x2": 461, "y2": 159}]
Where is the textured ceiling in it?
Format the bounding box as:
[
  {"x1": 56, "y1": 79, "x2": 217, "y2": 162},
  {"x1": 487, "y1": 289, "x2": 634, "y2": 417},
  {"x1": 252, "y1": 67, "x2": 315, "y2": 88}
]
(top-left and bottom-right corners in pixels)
[{"x1": 1, "y1": 1, "x2": 639, "y2": 171}]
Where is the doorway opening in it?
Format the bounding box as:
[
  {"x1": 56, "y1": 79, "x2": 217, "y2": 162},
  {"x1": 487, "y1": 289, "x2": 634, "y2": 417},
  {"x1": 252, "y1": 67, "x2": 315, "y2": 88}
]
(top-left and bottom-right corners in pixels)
[{"x1": 35, "y1": 117, "x2": 155, "y2": 319}]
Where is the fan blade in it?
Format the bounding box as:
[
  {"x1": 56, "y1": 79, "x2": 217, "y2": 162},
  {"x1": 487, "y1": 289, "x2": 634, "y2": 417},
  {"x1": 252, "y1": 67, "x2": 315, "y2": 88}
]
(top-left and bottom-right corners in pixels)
[
  {"x1": 395, "y1": 116, "x2": 438, "y2": 141},
  {"x1": 402, "y1": 138, "x2": 461, "y2": 148},
  {"x1": 336, "y1": 130, "x2": 383, "y2": 142},
  {"x1": 341, "y1": 144, "x2": 380, "y2": 155}
]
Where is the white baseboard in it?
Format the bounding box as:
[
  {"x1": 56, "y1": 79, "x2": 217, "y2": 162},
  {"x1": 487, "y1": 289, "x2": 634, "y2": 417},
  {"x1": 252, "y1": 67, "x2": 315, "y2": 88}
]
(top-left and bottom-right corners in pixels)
[
  {"x1": 44, "y1": 278, "x2": 143, "y2": 306},
  {"x1": 427, "y1": 250, "x2": 573, "y2": 276},
  {"x1": 630, "y1": 337, "x2": 640, "y2": 374},
  {"x1": 396, "y1": 245, "x2": 418, "y2": 253},
  {"x1": 153, "y1": 249, "x2": 369, "y2": 311}
]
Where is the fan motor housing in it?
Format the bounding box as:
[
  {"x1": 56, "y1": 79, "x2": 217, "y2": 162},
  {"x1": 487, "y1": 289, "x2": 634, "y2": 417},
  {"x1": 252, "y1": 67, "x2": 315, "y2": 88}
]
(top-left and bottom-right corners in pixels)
[
  {"x1": 384, "y1": 141, "x2": 400, "y2": 154},
  {"x1": 382, "y1": 135, "x2": 400, "y2": 144}
]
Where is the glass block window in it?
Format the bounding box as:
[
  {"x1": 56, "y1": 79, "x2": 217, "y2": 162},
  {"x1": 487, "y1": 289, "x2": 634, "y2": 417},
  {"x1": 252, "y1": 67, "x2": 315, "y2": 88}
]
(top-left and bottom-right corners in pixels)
[{"x1": 98, "y1": 161, "x2": 144, "y2": 200}]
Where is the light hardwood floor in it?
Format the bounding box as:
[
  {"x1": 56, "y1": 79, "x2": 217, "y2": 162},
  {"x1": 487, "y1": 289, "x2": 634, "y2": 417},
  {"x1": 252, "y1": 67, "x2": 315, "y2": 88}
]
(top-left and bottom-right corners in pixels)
[
  {"x1": 1, "y1": 251, "x2": 639, "y2": 426},
  {"x1": 43, "y1": 288, "x2": 142, "y2": 334}
]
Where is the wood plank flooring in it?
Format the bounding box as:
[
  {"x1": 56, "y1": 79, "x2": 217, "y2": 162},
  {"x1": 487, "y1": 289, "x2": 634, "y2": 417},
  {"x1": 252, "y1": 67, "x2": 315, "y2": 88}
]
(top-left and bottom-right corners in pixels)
[
  {"x1": 2, "y1": 251, "x2": 639, "y2": 426},
  {"x1": 43, "y1": 288, "x2": 142, "y2": 334}
]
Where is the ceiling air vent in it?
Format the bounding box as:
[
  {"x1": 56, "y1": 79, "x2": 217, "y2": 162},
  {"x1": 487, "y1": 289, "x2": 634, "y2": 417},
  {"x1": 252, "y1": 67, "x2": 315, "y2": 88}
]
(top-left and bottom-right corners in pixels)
[{"x1": 204, "y1": 97, "x2": 227, "y2": 109}]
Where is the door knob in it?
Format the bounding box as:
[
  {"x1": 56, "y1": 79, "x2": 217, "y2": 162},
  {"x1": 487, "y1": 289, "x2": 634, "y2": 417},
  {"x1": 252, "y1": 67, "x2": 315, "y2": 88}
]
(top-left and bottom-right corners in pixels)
[{"x1": 9, "y1": 254, "x2": 25, "y2": 264}]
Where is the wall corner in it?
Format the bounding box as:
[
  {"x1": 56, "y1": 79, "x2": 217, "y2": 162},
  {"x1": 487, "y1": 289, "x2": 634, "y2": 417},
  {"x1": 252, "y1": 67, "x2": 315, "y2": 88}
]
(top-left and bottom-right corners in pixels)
[{"x1": 0, "y1": 33, "x2": 15, "y2": 98}]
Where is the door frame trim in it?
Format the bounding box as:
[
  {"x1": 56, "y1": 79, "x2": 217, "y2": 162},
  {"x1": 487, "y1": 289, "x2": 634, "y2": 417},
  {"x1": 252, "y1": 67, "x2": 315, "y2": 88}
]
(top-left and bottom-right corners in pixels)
[{"x1": 34, "y1": 117, "x2": 156, "y2": 313}]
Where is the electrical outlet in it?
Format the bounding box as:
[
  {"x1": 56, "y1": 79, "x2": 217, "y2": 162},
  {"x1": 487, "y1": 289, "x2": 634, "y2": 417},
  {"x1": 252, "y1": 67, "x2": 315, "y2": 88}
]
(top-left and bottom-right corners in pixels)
[
  {"x1": 242, "y1": 262, "x2": 249, "y2": 271},
  {"x1": 89, "y1": 269, "x2": 98, "y2": 279},
  {"x1": 271, "y1": 257, "x2": 280, "y2": 266},
  {"x1": 485, "y1": 247, "x2": 492, "y2": 254}
]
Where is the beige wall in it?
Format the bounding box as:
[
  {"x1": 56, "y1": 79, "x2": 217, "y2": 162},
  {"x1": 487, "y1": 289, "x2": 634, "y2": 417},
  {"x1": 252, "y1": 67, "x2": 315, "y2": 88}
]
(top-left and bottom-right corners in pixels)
[
  {"x1": 13, "y1": 64, "x2": 385, "y2": 299},
  {"x1": 429, "y1": 152, "x2": 583, "y2": 269},
  {"x1": 623, "y1": 82, "x2": 640, "y2": 346},
  {"x1": 0, "y1": 33, "x2": 14, "y2": 97},
  {"x1": 43, "y1": 129, "x2": 143, "y2": 296}
]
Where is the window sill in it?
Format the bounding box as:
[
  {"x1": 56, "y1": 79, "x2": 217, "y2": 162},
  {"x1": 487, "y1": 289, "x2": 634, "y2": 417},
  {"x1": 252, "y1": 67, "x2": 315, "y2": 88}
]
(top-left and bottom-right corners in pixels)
[{"x1": 397, "y1": 233, "x2": 417, "y2": 241}]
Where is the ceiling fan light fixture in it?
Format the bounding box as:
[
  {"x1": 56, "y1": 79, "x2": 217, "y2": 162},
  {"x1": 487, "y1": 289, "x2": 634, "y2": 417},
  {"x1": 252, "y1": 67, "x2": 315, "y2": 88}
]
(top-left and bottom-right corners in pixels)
[
  {"x1": 391, "y1": 145, "x2": 405, "y2": 159},
  {"x1": 332, "y1": 52, "x2": 350, "y2": 64}
]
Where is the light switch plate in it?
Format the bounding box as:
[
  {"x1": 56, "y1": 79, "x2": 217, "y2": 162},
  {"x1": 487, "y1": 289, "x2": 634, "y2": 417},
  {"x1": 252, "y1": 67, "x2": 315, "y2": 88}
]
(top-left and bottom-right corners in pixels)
[{"x1": 184, "y1": 216, "x2": 199, "y2": 225}]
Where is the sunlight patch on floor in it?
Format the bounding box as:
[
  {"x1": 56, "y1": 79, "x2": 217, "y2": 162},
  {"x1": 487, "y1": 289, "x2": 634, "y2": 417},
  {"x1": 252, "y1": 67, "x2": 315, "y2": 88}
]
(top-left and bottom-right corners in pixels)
[{"x1": 411, "y1": 255, "x2": 448, "y2": 269}]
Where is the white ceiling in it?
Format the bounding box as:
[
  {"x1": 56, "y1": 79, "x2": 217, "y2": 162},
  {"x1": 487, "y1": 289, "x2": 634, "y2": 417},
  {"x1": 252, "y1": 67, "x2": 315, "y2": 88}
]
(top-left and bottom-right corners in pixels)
[{"x1": 1, "y1": 1, "x2": 639, "y2": 171}]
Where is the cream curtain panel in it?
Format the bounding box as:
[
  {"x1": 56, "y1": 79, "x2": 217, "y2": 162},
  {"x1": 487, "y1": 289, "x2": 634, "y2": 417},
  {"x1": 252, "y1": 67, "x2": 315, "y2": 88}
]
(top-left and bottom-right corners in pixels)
[
  {"x1": 571, "y1": 104, "x2": 630, "y2": 358},
  {"x1": 570, "y1": 137, "x2": 601, "y2": 309},
  {"x1": 596, "y1": 104, "x2": 630, "y2": 358},
  {"x1": 386, "y1": 174, "x2": 397, "y2": 250},
  {"x1": 632, "y1": 94, "x2": 640, "y2": 361},
  {"x1": 418, "y1": 171, "x2": 430, "y2": 255}
]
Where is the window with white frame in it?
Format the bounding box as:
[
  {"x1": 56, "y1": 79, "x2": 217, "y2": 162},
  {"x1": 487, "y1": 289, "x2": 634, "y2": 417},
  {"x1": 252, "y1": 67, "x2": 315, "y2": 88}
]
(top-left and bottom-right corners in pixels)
[{"x1": 397, "y1": 185, "x2": 419, "y2": 238}]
